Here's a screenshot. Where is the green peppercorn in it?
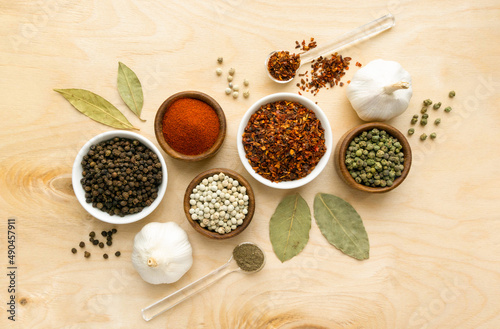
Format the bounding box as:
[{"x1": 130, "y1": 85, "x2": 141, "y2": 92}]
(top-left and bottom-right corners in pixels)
[
  {"x1": 420, "y1": 107, "x2": 428, "y2": 114},
  {"x1": 420, "y1": 133, "x2": 428, "y2": 141},
  {"x1": 423, "y1": 99, "x2": 432, "y2": 106},
  {"x1": 430, "y1": 132, "x2": 437, "y2": 139},
  {"x1": 433, "y1": 102, "x2": 442, "y2": 110},
  {"x1": 449, "y1": 90, "x2": 455, "y2": 98},
  {"x1": 435, "y1": 118, "x2": 441, "y2": 125},
  {"x1": 422, "y1": 113, "x2": 429, "y2": 119},
  {"x1": 420, "y1": 118, "x2": 428, "y2": 126},
  {"x1": 71, "y1": 248, "x2": 77, "y2": 254},
  {"x1": 411, "y1": 117, "x2": 418, "y2": 124},
  {"x1": 408, "y1": 128, "x2": 415, "y2": 135},
  {"x1": 444, "y1": 106, "x2": 452, "y2": 112}
]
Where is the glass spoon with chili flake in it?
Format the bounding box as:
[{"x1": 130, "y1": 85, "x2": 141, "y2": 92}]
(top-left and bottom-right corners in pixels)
[
  {"x1": 141, "y1": 242, "x2": 266, "y2": 322},
  {"x1": 265, "y1": 13, "x2": 396, "y2": 83}
]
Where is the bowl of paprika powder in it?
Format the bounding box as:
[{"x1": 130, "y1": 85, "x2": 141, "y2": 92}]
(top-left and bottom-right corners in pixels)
[{"x1": 154, "y1": 91, "x2": 226, "y2": 161}]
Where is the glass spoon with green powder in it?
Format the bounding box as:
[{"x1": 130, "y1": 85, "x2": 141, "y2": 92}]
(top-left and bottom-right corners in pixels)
[{"x1": 141, "y1": 242, "x2": 265, "y2": 322}]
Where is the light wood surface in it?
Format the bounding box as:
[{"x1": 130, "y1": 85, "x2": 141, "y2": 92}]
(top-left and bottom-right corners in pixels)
[{"x1": 1, "y1": 1, "x2": 500, "y2": 328}]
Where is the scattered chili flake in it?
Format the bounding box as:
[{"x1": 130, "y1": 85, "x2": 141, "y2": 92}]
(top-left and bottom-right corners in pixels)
[
  {"x1": 356, "y1": 62, "x2": 362, "y2": 67},
  {"x1": 267, "y1": 51, "x2": 300, "y2": 81},
  {"x1": 242, "y1": 101, "x2": 326, "y2": 182},
  {"x1": 295, "y1": 37, "x2": 317, "y2": 51}
]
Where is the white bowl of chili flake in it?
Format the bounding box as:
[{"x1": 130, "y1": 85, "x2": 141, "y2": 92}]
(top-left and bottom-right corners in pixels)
[{"x1": 237, "y1": 93, "x2": 332, "y2": 189}]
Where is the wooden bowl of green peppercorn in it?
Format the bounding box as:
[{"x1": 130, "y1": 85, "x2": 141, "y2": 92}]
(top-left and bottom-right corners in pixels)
[{"x1": 334, "y1": 122, "x2": 412, "y2": 193}]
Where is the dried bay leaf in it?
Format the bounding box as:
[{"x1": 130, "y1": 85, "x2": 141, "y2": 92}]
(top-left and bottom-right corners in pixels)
[
  {"x1": 54, "y1": 88, "x2": 138, "y2": 130},
  {"x1": 314, "y1": 193, "x2": 369, "y2": 260},
  {"x1": 117, "y1": 62, "x2": 145, "y2": 121},
  {"x1": 269, "y1": 193, "x2": 311, "y2": 263}
]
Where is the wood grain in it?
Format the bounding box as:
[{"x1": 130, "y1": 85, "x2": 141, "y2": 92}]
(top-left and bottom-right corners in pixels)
[{"x1": 1, "y1": 0, "x2": 500, "y2": 328}]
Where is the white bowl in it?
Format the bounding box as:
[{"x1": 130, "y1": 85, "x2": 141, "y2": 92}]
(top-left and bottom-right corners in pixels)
[
  {"x1": 237, "y1": 93, "x2": 333, "y2": 189},
  {"x1": 72, "y1": 131, "x2": 168, "y2": 224}
]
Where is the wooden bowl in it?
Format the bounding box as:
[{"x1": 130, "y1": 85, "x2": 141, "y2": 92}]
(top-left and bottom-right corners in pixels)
[
  {"x1": 183, "y1": 168, "x2": 255, "y2": 239},
  {"x1": 154, "y1": 91, "x2": 226, "y2": 161},
  {"x1": 334, "y1": 122, "x2": 412, "y2": 193}
]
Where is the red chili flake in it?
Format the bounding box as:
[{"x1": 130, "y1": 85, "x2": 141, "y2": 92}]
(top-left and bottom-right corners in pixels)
[
  {"x1": 242, "y1": 101, "x2": 327, "y2": 182},
  {"x1": 356, "y1": 62, "x2": 363, "y2": 67},
  {"x1": 267, "y1": 51, "x2": 300, "y2": 81}
]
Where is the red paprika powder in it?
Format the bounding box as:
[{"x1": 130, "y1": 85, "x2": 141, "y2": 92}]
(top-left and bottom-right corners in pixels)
[{"x1": 162, "y1": 98, "x2": 220, "y2": 155}]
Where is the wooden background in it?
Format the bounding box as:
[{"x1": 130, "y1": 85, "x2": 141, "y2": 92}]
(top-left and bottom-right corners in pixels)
[{"x1": 1, "y1": 0, "x2": 500, "y2": 328}]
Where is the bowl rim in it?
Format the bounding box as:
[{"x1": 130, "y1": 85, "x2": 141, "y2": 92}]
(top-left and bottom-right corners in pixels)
[
  {"x1": 154, "y1": 90, "x2": 226, "y2": 162},
  {"x1": 183, "y1": 168, "x2": 255, "y2": 239},
  {"x1": 334, "y1": 122, "x2": 412, "y2": 193},
  {"x1": 72, "y1": 130, "x2": 168, "y2": 224},
  {"x1": 236, "y1": 92, "x2": 333, "y2": 189}
]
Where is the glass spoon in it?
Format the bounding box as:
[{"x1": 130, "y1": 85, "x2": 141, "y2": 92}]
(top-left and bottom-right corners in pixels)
[
  {"x1": 265, "y1": 13, "x2": 396, "y2": 83},
  {"x1": 141, "y1": 242, "x2": 266, "y2": 322}
]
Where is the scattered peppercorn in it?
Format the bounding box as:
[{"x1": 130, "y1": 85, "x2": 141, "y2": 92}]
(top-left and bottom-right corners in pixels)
[
  {"x1": 103, "y1": 254, "x2": 109, "y2": 259},
  {"x1": 92, "y1": 240, "x2": 99, "y2": 246},
  {"x1": 232, "y1": 91, "x2": 239, "y2": 99},
  {"x1": 215, "y1": 68, "x2": 222, "y2": 76},
  {"x1": 228, "y1": 68, "x2": 235, "y2": 76},
  {"x1": 84, "y1": 251, "x2": 91, "y2": 258},
  {"x1": 444, "y1": 106, "x2": 452, "y2": 112},
  {"x1": 449, "y1": 90, "x2": 455, "y2": 98},
  {"x1": 420, "y1": 133, "x2": 428, "y2": 141},
  {"x1": 243, "y1": 91, "x2": 250, "y2": 98},
  {"x1": 435, "y1": 118, "x2": 441, "y2": 125},
  {"x1": 101, "y1": 231, "x2": 107, "y2": 237},
  {"x1": 243, "y1": 79, "x2": 249, "y2": 86},
  {"x1": 430, "y1": 133, "x2": 437, "y2": 139},
  {"x1": 411, "y1": 116, "x2": 418, "y2": 124},
  {"x1": 423, "y1": 99, "x2": 432, "y2": 106},
  {"x1": 422, "y1": 113, "x2": 429, "y2": 119},
  {"x1": 408, "y1": 128, "x2": 415, "y2": 135},
  {"x1": 433, "y1": 102, "x2": 441, "y2": 110},
  {"x1": 115, "y1": 251, "x2": 121, "y2": 257},
  {"x1": 71, "y1": 248, "x2": 77, "y2": 254},
  {"x1": 225, "y1": 87, "x2": 231, "y2": 95},
  {"x1": 217, "y1": 57, "x2": 223, "y2": 64},
  {"x1": 421, "y1": 107, "x2": 428, "y2": 114},
  {"x1": 89, "y1": 231, "x2": 96, "y2": 238},
  {"x1": 79, "y1": 241, "x2": 85, "y2": 248},
  {"x1": 227, "y1": 75, "x2": 233, "y2": 82},
  {"x1": 112, "y1": 228, "x2": 117, "y2": 234},
  {"x1": 106, "y1": 241, "x2": 112, "y2": 246},
  {"x1": 99, "y1": 242, "x2": 104, "y2": 248},
  {"x1": 420, "y1": 119, "x2": 428, "y2": 126}
]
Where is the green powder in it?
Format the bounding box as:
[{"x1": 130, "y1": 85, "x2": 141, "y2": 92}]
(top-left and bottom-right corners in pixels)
[{"x1": 233, "y1": 244, "x2": 264, "y2": 272}]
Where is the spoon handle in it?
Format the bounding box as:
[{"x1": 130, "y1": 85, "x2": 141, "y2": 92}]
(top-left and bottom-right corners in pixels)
[
  {"x1": 301, "y1": 13, "x2": 396, "y2": 64},
  {"x1": 141, "y1": 257, "x2": 239, "y2": 321}
]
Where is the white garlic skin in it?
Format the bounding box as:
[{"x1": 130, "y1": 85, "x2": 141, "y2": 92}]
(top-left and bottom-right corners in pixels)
[
  {"x1": 346, "y1": 59, "x2": 413, "y2": 121},
  {"x1": 132, "y1": 222, "x2": 193, "y2": 285}
]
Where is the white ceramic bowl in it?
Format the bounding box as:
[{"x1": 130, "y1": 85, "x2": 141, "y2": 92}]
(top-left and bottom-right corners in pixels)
[
  {"x1": 237, "y1": 93, "x2": 333, "y2": 189},
  {"x1": 72, "y1": 131, "x2": 168, "y2": 224}
]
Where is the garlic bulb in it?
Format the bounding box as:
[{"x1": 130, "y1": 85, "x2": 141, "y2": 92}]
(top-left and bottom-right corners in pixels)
[
  {"x1": 132, "y1": 222, "x2": 193, "y2": 284},
  {"x1": 346, "y1": 59, "x2": 412, "y2": 121}
]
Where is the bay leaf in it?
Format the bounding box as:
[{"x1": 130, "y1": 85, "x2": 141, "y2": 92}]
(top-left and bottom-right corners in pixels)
[
  {"x1": 117, "y1": 62, "x2": 145, "y2": 121},
  {"x1": 54, "y1": 88, "x2": 138, "y2": 130},
  {"x1": 269, "y1": 193, "x2": 311, "y2": 263},
  {"x1": 314, "y1": 193, "x2": 369, "y2": 260}
]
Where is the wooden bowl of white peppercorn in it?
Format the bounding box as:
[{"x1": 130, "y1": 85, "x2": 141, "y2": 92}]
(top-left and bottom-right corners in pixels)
[{"x1": 183, "y1": 168, "x2": 255, "y2": 240}]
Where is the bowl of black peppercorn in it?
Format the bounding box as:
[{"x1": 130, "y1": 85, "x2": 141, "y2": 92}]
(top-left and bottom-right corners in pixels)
[{"x1": 72, "y1": 131, "x2": 168, "y2": 224}]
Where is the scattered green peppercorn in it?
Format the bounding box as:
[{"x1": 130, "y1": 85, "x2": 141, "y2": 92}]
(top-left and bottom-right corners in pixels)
[
  {"x1": 71, "y1": 248, "x2": 77, "y2": 254},
  {"x1": 115, "y1": 251, "x2": 121, "y2": 257},
  {"x1": 430, "y1": 132, "x2": 437, "y2": 139},
  {"x1": 420, "y1": 118, "x2": 428, "y2": 126},
  {"x1": 449, "y1": 90, "x2": 455, "y2": 98},
  {"x1": 408, "y1": 128, "x2": 415, "y2": 135},
  {"x1": 411, "y1": 117, "x2": 418, "y2": 124},
  {"x1": 79, "y1": 241, "x2": 85, "y2": 248},
  {"x1": 433, "y1": 102, "x2": 442, "y2": 110},
  {"x1": 435, "y1": 118, "x2": 441, "y2": 125},
  {"x1": 420, "y1": 107, "x2": 428, "y2": 114},
  {"x1": 444, "y1": 106, "x2": 452, "y2": 112},
  {"x1": 103, "y1": 254, "x2": 109, "y2": 259},
  {"x1": 420, "y1": 133, "x2": 428, "y2": 141},
  {"x1": 422, "y1": 113, "x2": 429, "y2": 119},
  {"x1": 84, "y1": 251, "x2": 91, "y2": 258},
  {"x1": 423, "y1": 99, "x2": 432, "y2": 106}
]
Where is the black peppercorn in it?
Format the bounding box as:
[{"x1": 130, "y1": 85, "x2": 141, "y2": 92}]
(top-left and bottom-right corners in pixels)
[
  {"x1": 89, "y1": 231, "x2": 96, "y2": 238},
  {"x1": 99, "y1": 242, "x2": 104, "y2": 248},
  {"x1": 71, "y1": 248, "x2": 77, "y2": 254},
  {"x1": 106, "y1": 241, "x2": 112, "y2": 246},
  {"x1": 101, "y1": 231, "x2": 107, "y2": 237},
  {"x1": 84, "y1": 251, "x2": 91, "y2": 258},
  {"x1": 92, "y1": 240, "x2": 99, "y2": 246},
  {"x1": 115, "y1": 251, "x2": 121, "y2": 257},
  {"x1": 79, "y1": 241, "x2": 85, "y2": 248},
  {"x1": 103, "y1": 254, "x2": 109, "y2": 259}
]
